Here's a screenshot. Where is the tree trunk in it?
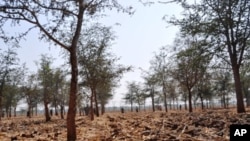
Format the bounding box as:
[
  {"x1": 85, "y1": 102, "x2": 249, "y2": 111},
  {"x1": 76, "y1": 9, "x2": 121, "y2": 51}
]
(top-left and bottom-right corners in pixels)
[
  {"x1": 35, "y1": 104, "x2": 38, "y2": 116},
  {"x1": 184, "y1": 97, "x2": 187, "y2": 110},
  {"x1": 222, "y1": 93, "x2": 226, "y2": 108},
  {"x1": 0, "y1": 74, "x2": 8, "y2": 120},
  {"x1": 90, "y1": 88, "x2": 94, "y2": 121},
  {"x1": 93, "y1": 89, "x2": 99, "y2": 117},
  {"x1": 9, "y1": 107, "x2": 12, "y2": 118},
  {"x1": 14, "y1": 107, "x2": 16, "y2": 117},
  {"x1": 31, "y1": 107, "x2": 34, "y2": 116},
  {"x1": 130, "y1": 101, "x2": 133, "y2": 112},
  {"x1": 0, "y1": 97, "x2": 2, "y2": 120},
  {"x1": 163, "y1": 86, "x2": 168, "y2": 112},
  {"x1": 144, "y1": 98, "x2": 146, "y2": 111},
  {"x1": 54, "y1": 105, "x2": 58, "y2": 116},
  {"x1": 5, "y1": 108, "x2": 8, "y2": 118},
  {"x1": 60, "y1": 105, "x2": 64, "y2": 119},
  {"x1": 151, "y1": 89, "x2": 155, "y2": 112},
  {"x1": 188, "y1": 88, "x2": 193, "y2": 113},
  {"x1": 0, "y1": 85, "x2": 4, "y2": 120},
  {"x1": 206, "y1": 100, "x2": 211, "y2": 109},
  {"x1": 101, "y1": 103, "x2": 105, "y2": 115},
  {"x1": 67, "y1": 49, "x2": 78, "y2": 141},
  {"x1": 44, "y1": 88, "x2": 51, "y2": 122},
  {"x1": 246, "y1": 92, "x2": 250, "y2": 107},
  {"x1": 198, "y1": 92, "x2": 204, "y2": 110},
  {"x1": 232, "y1": 65, "x2": 246, "y2": 113},
  {"x1": 169, "y1": 100, "x2": 172, "y2": 110},
  {"x1": 44, "y1": 101, "x2": 50, "y2": 121}
]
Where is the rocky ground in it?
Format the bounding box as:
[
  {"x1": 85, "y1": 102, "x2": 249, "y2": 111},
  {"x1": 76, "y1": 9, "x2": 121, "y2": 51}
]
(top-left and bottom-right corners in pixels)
[{"x1": 0, "y1": 108, "x2": 250, "y2": 141}]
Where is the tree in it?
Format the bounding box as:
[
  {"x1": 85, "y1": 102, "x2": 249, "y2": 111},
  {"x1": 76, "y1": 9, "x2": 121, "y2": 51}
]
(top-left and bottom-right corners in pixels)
[
  {"x1": 123, "y1": 82, "x2": 136, "y2": 112},
  {"x1": 50, "y1": 68, "x2": 68, "y2": 117},
  {"x1": 0, "y1": 48, "x2": 18, "y2": 120},
  {"x1": 22, "y1": 73, "x2": 42, "y2": 117},
  {"x1": 124, "y1": 81, "x2": 144, "y2": 111},
  {"x1": 195, "y1": 72, "x2": 213, "y2": 110},
  {"x1": 134, "y1": 84, "x2": 144, "y2": 111},
  {"x1": 240, "y1": 60, "x2": 250, "y2": 107},
  {"x1": 214, "y1": 69, "x2": 233, "y2": 108},
  {"x1": 96, "y1": 81, "x2": 113, "y2": 115},
  {"x1": 0, "y1": 1, "x2": 132, "y2": 140},
  {"x1": 2, "y1": 64, "x2": 26, "y2": 117},
  {"x1": 142, "y1": 72, "x2": 158, "y2": 112},
  {"x1": 58, "y1": 79, "x2": 69, "y2": 119},
  {"x1": 149, "y1": 47, "x2": 170, "y2": 112},
  {"x1": 37, "y1": 54, "x2": 54, "y2": 121},
  {"x1": 166, "y1": 80, "x2": 178, "y2": 110},
  {"x1": 78, "y1": 24, "x2": 130, "y2": 120},
  {"x1": 170, "y1": 0, "x2": 250, "y2": 113},
  {"x1": 78, "y1": 24, "x2": 113, "y2": 120},
  {"x1": 172, "y1": 36, "x2": 211, "y2": 112}
]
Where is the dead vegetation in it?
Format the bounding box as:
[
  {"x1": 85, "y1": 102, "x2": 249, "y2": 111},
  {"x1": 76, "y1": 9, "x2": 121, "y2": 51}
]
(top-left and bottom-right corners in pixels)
[{"x1": 0, "y1": 108, "x2": 249, "y2": 141}]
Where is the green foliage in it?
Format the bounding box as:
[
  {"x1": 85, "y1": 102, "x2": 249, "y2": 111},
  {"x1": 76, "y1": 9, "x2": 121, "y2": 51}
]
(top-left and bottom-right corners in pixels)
[
  {"x1": 124, "y1": 81, "x2": 144, "y2": 109},
  {"x1": 78, "y1": 24, "x2": 131, "y2": 109},
  {"x1": 0, "y1": 0, "x2": 133, "y2": 139},
  {"x1": 166, "y1": 0, "x2": 250, "y2": 111},
  {"x1": 37, "y1": 54, "x2": 54, "y2": 99},
  {"x1": 22, "y1": 73, "x2": 41, "y2": 114},
  {"x1": 0, "y1": 48, "x2": 20, "y2": 118},
  {"x1": 173, "y1": 36, "x2": 211, "y2": 90}
]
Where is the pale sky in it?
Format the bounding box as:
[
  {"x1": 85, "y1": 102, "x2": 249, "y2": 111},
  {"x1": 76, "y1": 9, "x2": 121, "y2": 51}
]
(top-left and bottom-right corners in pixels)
[{"x1": 1, "y1": 1, "x2": 183, "y2": 107}]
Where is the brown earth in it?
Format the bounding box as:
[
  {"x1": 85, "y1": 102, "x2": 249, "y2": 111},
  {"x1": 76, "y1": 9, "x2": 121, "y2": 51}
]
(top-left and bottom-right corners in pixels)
[{"x1": 0, "y1": 108, "x2": 250, "y2": 141}]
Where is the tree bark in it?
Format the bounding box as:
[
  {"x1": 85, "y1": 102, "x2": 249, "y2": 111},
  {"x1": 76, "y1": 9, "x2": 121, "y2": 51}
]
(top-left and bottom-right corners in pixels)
[
  {"x1": 65, "y1": 0, "x2": 85, "y2": 139},
  {"x1": 198, "y1": 92, "x2": 204, "y2": 110},
  {"x1": 169, "y1": 101, "x2": 172, "y2": 110},
  {"x1": 232, "y1": 65, "x2": 246, "y2": 113},
  {"x1": 90, "y1": 88, "x2": 94, "y2": 121},
  {"x1": 44, "y1": 88, "x2": 51, "y2": 121},
  {"x1": 93, "y1": 88, "x2": 99, "y2": 117},
  {"x1": 9, "y1": 107, "x2": 12, "y2": 118},
  {"x1": 54, "y1": 103, "x2": 58, "y2": 116},
  {"x1": 44, "y1": 100, "x2": 51, "y2": 121},
  {"x1": 35, "y1": 104, "x2": 38, "y2": 116},
  {"x1": 0, "y1": 80, "x2": 6, "y2": 120},
  {"x1": 14, "y1": 107, "x2": 16, "y2": 117},
  {"x1": 151, "y1": 89, "x2": 155, "y2": 112},
  {"x1": 188, "y1": 88, "x2": 193, "y2": 113},
  {"x1": 0, "y1": 97, "x2": 2, "y2": 120},
  {"x1": 60, "y1": 105, "x2": 64, "y2": 119},
  {"x1": 67, "y1": 49, "x2": 78, "y2": 141}
]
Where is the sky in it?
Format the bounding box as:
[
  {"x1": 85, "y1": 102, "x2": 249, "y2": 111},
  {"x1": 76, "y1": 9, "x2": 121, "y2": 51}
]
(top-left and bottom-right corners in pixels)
[
  {"x1": 1, "y1": 1, "x2": 183, "y2": 107},
  {"x1": 101, "y1": 1, "x2": 183, "y2": 106}
]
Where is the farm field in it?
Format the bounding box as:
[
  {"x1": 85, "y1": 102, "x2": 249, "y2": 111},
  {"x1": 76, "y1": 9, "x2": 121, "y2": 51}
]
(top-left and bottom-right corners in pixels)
[{"x1": 0, "y1": 108, "x2": 250, "y2": 141}]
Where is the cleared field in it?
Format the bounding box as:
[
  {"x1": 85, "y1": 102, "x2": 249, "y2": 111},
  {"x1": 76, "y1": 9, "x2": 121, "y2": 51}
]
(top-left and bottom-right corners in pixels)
[{"x1": 0, "y1": 108, "x2": 249, "y2": 141}]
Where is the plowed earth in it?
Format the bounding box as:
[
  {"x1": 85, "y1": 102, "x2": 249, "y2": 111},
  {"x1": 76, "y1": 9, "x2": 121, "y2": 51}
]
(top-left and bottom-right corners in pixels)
[{"x1": 0, "y1": 108, "x2": 250, "y2": 141}]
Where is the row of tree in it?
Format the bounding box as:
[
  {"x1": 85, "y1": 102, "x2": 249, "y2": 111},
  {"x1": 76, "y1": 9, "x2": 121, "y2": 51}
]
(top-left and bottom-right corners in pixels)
[
  {"x1": 124, "y1": 0, "x2": 250, "y2": 114},
  {"x1": 0, "y1": 0, "x2": 249, "y2": 140},
  {"x1": 124, "y1": 45, "x2": 238, "y2": 113},
  {"x1": 0, "y1": 1, "x2": 133, "y2": 140},
  {"x1": 0, "y1": 24, "x2": 129, "y2": 122}
]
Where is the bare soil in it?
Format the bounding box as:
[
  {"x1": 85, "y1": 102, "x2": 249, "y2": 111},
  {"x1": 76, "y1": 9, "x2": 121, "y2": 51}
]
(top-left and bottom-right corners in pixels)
[{"x1": 0, "y1": 108, "x2": 250, "y2": 141}]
